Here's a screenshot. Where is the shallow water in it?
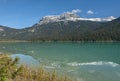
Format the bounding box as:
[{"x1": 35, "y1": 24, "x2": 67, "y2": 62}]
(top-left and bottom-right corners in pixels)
[{"x1": 0, "y1": 42, "x2": 120, "y2": 81}]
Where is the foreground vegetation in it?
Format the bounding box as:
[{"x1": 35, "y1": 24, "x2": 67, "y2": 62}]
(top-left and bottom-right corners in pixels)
[{"x1": 0, "y1": 54, "x2": 74, "y2": 81}]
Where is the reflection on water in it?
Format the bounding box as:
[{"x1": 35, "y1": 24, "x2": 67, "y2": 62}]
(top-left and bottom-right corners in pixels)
[
  {"x1": 11, "y1": 54, "x2": 120, "y2": 81},
  {"x1": 11, "y1": 54, "x2": 40, "y2": 68}
]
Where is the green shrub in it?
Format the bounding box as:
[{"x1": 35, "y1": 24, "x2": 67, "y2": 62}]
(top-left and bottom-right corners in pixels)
[{"x1": 0, "y1": 54, "x2": 75, "y2": 81}]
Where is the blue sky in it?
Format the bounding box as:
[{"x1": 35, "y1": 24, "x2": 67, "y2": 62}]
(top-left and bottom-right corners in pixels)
[{"x1": 0, "y1": 0, "x2": 120, "y2": 29}]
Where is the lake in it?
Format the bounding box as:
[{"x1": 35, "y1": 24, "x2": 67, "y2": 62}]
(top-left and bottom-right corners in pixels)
[{"x1": 0, "y1": 42, "x2": 120, "y2": 81}]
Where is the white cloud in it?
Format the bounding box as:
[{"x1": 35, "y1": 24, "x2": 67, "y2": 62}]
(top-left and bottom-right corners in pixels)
[
  {"x1": 74, "y1": 16, "x2": 116, "y2": 22},
  {"x1": 71, "y1": 9, "x2": 82, "y2": 14},
  {"x1": 64, "y1": 9, "x2": 82, "y2": 14},
  {"x1": 105, "y1": 16, "x2": 116, "y2": 21},
  {"x1": 87, "y1": 10, "x2": 94, "y2": 14}
]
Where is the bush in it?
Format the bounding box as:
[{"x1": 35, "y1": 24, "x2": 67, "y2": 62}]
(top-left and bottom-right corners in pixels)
[{"x1": 0, "y1": 54, "x2": 75, "y2": 81}]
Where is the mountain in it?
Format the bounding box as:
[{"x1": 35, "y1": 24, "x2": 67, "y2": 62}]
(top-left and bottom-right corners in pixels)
[
  {"x1": 0, "y1": 14, "x2": 119, "y2": 41},
  {"x1": 0, "y1": 25, "x2": 20, "y2": 40},
  {"x1": 37, "y1": 13, "x2": 115, "y2": 25},
  {"x1": 86, "y1": 17, "x2": 120, "y2": 41},
  {"x1": 27, "y1": 21, "x2": 102, "y2": 41}
]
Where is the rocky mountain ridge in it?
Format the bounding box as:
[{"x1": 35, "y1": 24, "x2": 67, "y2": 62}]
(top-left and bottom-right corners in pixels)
[
  {"x1": 37, "y1": 13, "x2": 116, "y2": 25},
  {"x1": 0, "y1": 15, "x2": 120, "y2": 41}
]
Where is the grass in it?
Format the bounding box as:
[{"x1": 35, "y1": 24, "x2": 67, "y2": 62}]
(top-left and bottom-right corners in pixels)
[{"x1": 0, "y1": 54, "x2": 75, "y2": 81}]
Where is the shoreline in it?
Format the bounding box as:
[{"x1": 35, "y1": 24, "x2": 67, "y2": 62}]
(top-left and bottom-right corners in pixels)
[
  {"x1": 0, "y1": 40, "x2": 31, "y2": 43},
  {"x1": 0, "y1": 40, "x2": 120, "y2": 43}
]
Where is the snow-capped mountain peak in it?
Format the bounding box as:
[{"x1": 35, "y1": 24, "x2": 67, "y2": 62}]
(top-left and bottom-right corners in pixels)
[
  {"x1": 38, "y1": 13, "x2": 80, "y2": 25},
  {"x1": 37, "y1": 12, "x2": 116, "y2": 25}
]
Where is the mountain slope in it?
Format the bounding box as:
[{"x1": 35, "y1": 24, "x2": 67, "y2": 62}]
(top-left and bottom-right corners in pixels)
[
  {"x1": 0, "y1": 16, "x2": 119, "y2": 41},
  {"x1": 25, "y1": 20, "x2": 102, "y2": 41},
  {"x1": 87, "y1": 17, "x2": 120, "y2": 41},
  {"x1": 0, "y1": 25, "x2": 20, "y2": 40}
]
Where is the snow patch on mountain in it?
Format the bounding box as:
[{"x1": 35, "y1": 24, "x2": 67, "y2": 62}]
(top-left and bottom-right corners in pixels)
[{"x1": 37, "y1": 12, "x2": 116, "y2": 25}]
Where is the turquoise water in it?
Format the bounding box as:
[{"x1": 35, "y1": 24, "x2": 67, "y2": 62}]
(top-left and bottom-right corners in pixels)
[{"x1": 0, "y1": 42, "x2": 120, "y2": 81}]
